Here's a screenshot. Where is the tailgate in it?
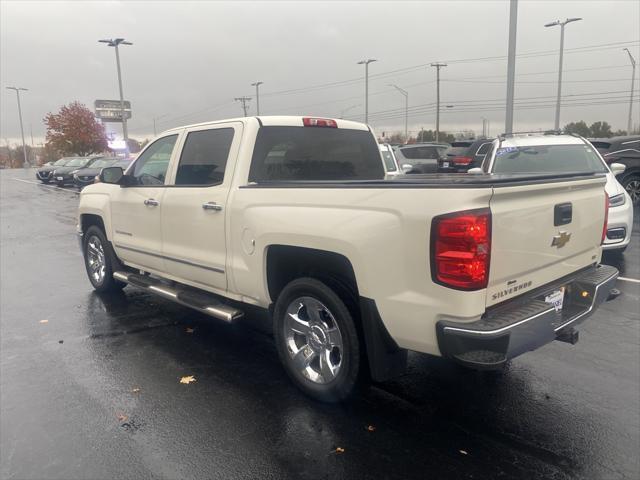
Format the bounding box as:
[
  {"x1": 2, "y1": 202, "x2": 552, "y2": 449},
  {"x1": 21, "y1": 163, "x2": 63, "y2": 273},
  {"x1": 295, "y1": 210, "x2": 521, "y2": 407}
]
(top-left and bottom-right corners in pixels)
[{"x1": 487, "y1": 176, "x2": 607, "y2": 307}]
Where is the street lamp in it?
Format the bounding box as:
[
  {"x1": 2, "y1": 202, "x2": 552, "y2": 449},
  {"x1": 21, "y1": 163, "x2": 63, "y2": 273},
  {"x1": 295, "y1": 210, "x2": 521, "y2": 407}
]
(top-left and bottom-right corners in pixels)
[
  {"x1": 388, "y1": 84, "x2": 408, "y2": 142},
  {"x1": 623, "y1": 48, "x2": 637, "y2": 134},
  {"x1": 5, "y1": 86, "x2": 29, "y2": 167},
  {"x1": 544, "y1": 17, "x2": 582, "y2": 130},
  {"x1": 357, "y1": 59, "x2": 377, "y2": 123},
  {"x1": 251, "y1": 82, "x2": 263, "y2": 115},
  {"x1": 99, "y1": 38, "x2": 132, "y2": 155}
]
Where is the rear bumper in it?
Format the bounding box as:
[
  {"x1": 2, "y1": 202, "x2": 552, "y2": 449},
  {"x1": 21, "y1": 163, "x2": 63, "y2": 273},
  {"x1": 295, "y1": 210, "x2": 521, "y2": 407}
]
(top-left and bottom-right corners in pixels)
[{"x1": 436, "y1": 264, "x2": 619, "y2": 369}]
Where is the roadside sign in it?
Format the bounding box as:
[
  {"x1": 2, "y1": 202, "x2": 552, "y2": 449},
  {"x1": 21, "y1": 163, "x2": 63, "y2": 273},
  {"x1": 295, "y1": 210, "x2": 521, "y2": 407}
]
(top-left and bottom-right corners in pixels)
[{"x1": 95, "y1": 99, "x2": 132, "y2": 122}]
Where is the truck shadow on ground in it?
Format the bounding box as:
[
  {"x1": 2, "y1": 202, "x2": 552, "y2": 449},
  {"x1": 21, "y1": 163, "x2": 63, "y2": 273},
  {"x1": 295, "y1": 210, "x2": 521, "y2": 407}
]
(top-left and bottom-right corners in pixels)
[{"x1": 80, "y1": 289, "x2": 599, "y2": 479}]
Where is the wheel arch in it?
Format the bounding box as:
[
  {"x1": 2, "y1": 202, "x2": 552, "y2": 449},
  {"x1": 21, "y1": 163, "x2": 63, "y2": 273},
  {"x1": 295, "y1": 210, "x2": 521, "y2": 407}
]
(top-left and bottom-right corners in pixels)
[{"x1": 265, "y1": 244, "x2": 406, "y2": 382}]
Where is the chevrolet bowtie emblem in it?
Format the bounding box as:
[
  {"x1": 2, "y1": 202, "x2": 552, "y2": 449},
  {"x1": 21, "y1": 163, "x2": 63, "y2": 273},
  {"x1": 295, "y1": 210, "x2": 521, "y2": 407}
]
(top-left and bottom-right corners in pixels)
[{"x1": 551, "y1": 231, "x2": 571, "y2": 248}]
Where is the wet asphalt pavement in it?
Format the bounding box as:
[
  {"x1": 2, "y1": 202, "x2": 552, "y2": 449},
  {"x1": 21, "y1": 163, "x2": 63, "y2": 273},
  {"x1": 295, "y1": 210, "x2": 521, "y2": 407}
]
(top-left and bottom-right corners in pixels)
[{"x1": 1, "y1": 168, "x2": 639, "y2": 480}]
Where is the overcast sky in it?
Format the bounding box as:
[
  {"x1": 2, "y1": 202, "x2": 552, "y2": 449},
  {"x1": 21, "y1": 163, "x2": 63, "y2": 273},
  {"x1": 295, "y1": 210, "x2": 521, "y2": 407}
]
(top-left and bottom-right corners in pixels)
[{"x1": 1, "y1": 0, "x2": 639, "y2": 145}]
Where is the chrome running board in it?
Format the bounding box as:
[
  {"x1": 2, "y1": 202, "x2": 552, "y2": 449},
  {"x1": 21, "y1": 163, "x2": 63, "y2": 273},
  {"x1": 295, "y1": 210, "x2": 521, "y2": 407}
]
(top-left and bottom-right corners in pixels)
[{"x1": 113, "y1": 271, "x2": 243, "y2": 323}]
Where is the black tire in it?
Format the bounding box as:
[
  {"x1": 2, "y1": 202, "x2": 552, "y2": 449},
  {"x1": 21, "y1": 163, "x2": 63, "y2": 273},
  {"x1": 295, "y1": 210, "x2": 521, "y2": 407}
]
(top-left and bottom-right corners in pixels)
[
  {"x1": 82, "y1": 226, "x2": 125, "y2": 293},
  {"x1": 274, "y1": 277, "x2": 361, "y2": 402},
  {"x1": 621, "y1": 174, "x2": 640, "y2": 205}
]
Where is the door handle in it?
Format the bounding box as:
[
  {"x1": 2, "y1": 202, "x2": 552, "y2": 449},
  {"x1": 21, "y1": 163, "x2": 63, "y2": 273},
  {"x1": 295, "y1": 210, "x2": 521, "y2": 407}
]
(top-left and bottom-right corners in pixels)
[
  {"x1": 144, "y1": 198, "x2": 159, "y2": 207},
  {"x1": 202, "y1": 202, "x2": 223, "y2": 211}
]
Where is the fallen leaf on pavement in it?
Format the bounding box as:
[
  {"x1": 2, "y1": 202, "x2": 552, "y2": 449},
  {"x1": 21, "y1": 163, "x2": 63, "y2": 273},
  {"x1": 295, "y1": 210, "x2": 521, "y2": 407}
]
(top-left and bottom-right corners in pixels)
[
  {"x1": 180, "y1": 375, "x2": 196, "y2": 384},
  {"x1": 132, "y1": 388, "x2": 141, "y2": 393},
  {"x1": 186, "y1": 327, "x2": 195, "y2": 334},
  {"x1": 117, "y1": 413, "x2": 128, "y2": 422},
  {"x1": 334, "y1": 447, "x2": 345, "y2": 454},
  {"x1": 39, "y1": 319, "x2": 49, "y2": 324},
  {"x1": 366, "y1": 425, "x2": 376, "y2": 432},
  {"x1": 459, "y1": 449, "x2": 468, "y2": 455}
]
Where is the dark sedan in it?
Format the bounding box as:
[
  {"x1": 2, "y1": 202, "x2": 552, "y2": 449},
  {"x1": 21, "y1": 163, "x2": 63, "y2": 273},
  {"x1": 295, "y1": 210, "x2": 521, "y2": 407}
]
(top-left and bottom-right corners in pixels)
[
  {"x1": 73, "y1": 158, "x2": 131, "y2": 189},
  {"x1": 443, "y1": 138, "x2": 495, "y2": 173},
  {"x1": 52, "y1": 157, "x2": 103, "y2": 186},
  {"x1": 36, "y1": 157, "x2": 77, "y2": 183}
]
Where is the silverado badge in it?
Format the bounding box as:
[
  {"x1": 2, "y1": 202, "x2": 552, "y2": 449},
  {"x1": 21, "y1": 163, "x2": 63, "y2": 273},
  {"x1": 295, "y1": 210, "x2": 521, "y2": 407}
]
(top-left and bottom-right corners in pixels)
[{"x1": 551, "y1": 231, "x2": 571, "y2": 248}]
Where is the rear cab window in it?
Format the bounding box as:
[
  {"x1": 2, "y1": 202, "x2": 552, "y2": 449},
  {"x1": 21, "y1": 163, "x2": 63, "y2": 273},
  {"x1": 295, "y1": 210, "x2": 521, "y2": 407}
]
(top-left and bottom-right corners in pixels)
[
  {"x1": 492, "y1": 144, "x2": 608, "y2": 174},
  {"x1": 249, "y1": 126, "x2": 384, "y2": 182}
]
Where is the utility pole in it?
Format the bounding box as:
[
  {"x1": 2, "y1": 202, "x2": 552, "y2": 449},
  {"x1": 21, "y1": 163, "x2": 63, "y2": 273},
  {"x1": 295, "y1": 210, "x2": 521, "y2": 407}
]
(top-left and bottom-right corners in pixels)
[
  {"x1": 505, "y1": 0, "x2": 518, "y2": 134},
  {"x1": 6, "y1": 86, "x2": 29, "y2": 167},
  {"x1": 99, "y1": 38, "x2": 133, "y2": 155},
  {"x1": 388, "y1": 84, "x2": 409, "y2": 142},
  {"x1": 545, "y1": 17, "x2": 582, "y2": 130},
  {"x1": 623, "y1": 48, "x2": 637, "y2": 134},
  {"x1": 430, "y1": 63, "x2": 447, "y2": 142},
  {"x1": 251, "y1": 82, "x2": 263, "y2": 115},
  {"x1": 235, "y1": 96, "x2": 252, "y2": 117},
  {"x1": 357, "y1": 59, "x2": 377, "y2": 124}
]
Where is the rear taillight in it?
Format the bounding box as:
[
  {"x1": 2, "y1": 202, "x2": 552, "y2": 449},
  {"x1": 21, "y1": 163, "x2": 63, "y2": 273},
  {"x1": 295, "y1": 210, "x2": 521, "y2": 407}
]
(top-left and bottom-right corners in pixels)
[
  {"x1": 303, "y1": 117, "x2": 337, "y2": 128},
  {"x1": 452, "y1": 156, "x2": 473, "y2": 166},
  {"x1": 601, "y1": 194, "x2": 609, "y2": 244},
  {"x1": 431, "y1": 208, "x2": 491, "y2": 290}
]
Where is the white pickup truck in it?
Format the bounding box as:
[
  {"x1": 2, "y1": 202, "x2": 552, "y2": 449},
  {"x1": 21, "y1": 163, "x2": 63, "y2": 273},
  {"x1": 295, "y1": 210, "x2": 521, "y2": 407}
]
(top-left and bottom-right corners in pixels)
[{"x1": 78, "y1": 116, "x2": 619, "y2": 401}]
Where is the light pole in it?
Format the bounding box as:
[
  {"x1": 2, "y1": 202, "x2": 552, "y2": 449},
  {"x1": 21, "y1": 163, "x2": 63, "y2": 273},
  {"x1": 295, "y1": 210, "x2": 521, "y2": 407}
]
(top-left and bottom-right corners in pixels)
[
  {"x1": 388, "y1": 84, "x2": 408, "y2": 142},
  {"x1": 505, "y1": 0, "x2": 518, "y2": 134},
  {"x1": 339, "y1": 104, "x2": 360, "y2": 119},
  {"x1": 99, "y1": 38, "x2": 132, "y2": 155},
  {"x1": 6, "y1": 86, "x2": 29, "y2": 167},
  {"x1": 544, "y1": 17, "x2": 582, "y2": 130},
  {"x1": 251, "y1": 82, "x2": 263, "y2": 115},
  {"x1": 430, "y1": 63, "x2": 447, "y2": 142},
  {"x1": 623, "y1": 48, "x2": 637, "y2": 134},
  {"x1": 357, "y1": 59, "x2": 377, "y2": 123}
]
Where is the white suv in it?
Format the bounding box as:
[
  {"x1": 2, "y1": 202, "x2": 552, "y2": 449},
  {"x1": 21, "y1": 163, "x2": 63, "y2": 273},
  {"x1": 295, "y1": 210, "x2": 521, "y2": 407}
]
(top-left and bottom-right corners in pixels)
[{"x1": 476, "y1": 133, "x2": 633, "y2": 252}]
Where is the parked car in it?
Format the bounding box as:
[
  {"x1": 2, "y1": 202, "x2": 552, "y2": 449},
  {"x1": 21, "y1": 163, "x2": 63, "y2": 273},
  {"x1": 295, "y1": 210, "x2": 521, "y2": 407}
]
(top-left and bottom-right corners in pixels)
[
  {"x1": 73, "y1": 158, "x2": 131, "y2": 189},
  {"x1": 475, "y1": 134, "x2": 633, "y2": 252},
  {"x1": 379, "y1": 143, "x2": 402, "y2": 177},
  {"x1": 393, "y1": 143, "x2": 448, "y2": 173},
  {"x1": 77, "y1": 116, "x2": 617, "y2": 402},
  {"x1": 589, "y1": 136, "x2": 640, "y2": 204},
  {"x1": 52, "y1": 156, "x2": 103, "y2": 186},
  {"x1": 36, "y1": 157, "x2": 77, "y2": 183},
  {"x1": 443, "y1": 138, "x2": 495, "y2": 173}
]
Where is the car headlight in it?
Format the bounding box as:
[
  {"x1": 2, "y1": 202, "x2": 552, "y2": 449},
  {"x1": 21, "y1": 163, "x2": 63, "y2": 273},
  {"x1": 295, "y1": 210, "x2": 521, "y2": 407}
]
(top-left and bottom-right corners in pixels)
[{"x1": 609, "y1": 193, "x2": 626, "y2": 208}]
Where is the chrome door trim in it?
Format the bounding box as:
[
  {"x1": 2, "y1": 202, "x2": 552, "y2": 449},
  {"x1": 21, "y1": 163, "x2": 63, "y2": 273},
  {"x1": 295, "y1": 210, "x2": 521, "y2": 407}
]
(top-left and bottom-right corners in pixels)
[{"x1": 114, "y1": 243, "x2": 225, "y2": 274}]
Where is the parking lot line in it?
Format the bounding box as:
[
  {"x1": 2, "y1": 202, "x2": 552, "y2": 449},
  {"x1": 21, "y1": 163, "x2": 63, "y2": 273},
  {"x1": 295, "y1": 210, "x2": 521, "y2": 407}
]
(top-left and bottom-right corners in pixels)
[
  {"x1": 11, "y1": 177, "x2": 79, "y2": 194},
  {"x1": 618, "y1": 276, "x2": 640, "y2": 284}
]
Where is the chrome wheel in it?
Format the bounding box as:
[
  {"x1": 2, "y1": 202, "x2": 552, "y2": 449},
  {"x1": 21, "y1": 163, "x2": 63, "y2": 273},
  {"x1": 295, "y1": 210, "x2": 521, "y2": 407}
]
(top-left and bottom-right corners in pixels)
[
  {"x1": 86, "y1": 235, "x2": 106, "y2": 285},
  {"x1": 284, "y1": 296, "x2": 344, "y2": 384},
  {"x1": 625, "y1": 178, "x2": 640, "y2": 204}
]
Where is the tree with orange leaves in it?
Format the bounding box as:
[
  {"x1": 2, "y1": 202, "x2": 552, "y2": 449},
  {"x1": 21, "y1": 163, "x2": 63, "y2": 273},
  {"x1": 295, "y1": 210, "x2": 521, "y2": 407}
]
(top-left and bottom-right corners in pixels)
[{"x1": 44, "y1": 102, "x2": 108, "y2": 156}]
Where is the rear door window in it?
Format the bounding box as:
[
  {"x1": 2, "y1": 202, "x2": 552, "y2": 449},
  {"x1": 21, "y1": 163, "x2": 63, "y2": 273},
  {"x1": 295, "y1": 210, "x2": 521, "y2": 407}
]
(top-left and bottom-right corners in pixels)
[
  {"x1": 175, "y1": 128, "x2": 234, "y2": 186},
  {"x1": 401, "y1": 146, "x2": 439, "y2": 160},
  {"x1": 249, "y1": 126, "x2": 384, "y2": 181}
]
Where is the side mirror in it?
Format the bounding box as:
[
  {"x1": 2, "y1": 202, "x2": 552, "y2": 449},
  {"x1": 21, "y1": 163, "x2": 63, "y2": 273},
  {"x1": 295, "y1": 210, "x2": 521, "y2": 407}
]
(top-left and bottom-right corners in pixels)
[
  {"x1": 467, "y1": 167, "x2": 484, "y2": 174},
  {"x1": 99, "y1": 166, "x2": 124, "y2": 184},
  {"x1": 401, "y1": 163, "x2": 413, "y2": 173},
  {"x1": 610, "y1": 163, "x2": 626, "y2": 176}
]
